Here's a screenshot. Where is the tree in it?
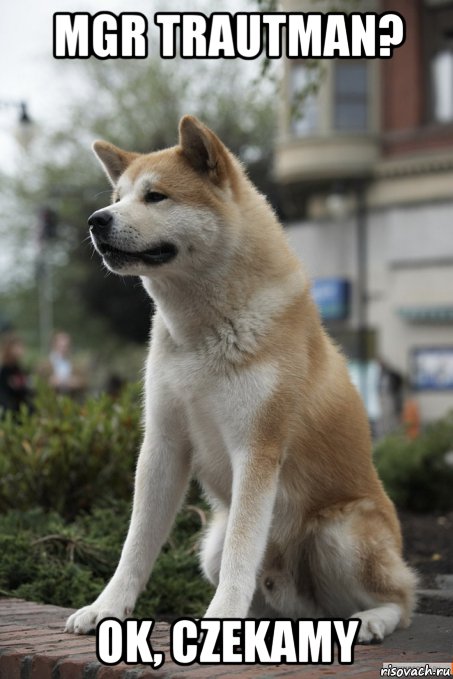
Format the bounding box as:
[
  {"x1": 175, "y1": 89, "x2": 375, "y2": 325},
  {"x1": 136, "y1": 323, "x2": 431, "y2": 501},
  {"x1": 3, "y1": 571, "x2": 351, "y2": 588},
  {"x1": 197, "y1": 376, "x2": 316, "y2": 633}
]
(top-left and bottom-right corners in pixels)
[{"x1": 1, "y1": 57, "x2": 275, "y2": 353}]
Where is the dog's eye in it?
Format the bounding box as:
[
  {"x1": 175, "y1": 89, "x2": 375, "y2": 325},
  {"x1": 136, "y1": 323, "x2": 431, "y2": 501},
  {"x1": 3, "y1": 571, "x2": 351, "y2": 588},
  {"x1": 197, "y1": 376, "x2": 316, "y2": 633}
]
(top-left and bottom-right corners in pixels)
[{"x1": 144, "y1": 191, "x2": 167, "y2": 204}]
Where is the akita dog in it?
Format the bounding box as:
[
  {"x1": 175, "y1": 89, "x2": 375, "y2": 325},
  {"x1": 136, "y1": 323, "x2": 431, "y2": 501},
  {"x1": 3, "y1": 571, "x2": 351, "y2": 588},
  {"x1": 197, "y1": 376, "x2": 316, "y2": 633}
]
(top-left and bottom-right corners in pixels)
[{"x1": 66, "y1": 116, "x2": 416, "y2": 642}]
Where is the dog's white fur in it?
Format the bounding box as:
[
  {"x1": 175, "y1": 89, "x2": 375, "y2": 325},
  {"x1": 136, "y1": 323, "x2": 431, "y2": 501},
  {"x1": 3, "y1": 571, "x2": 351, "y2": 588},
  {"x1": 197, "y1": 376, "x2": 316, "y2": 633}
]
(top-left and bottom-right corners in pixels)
[{"x1": 65, "y1": 116, "x2": 417, "y2": 642}]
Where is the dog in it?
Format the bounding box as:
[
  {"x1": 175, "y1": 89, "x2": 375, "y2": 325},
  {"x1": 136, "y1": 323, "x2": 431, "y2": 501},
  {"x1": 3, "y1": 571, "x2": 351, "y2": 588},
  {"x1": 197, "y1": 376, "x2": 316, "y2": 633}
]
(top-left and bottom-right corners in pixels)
[{"x1": 65, "y1": 116, "x2": 416, "y2": 642}]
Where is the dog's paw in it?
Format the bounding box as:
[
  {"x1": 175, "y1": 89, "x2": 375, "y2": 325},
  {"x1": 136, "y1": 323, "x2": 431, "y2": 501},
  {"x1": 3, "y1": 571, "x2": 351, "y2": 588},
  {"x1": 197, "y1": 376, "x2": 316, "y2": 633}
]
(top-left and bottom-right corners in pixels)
[
  {"x1": 355, "y1": 615, "x2": 385, "y2": 644},
  {"x1": 353, "y1": 603, "x2": 402, "y2": 644},
  {"x1": 65, "y1": 600, "x2": 130, "y2": 635}
]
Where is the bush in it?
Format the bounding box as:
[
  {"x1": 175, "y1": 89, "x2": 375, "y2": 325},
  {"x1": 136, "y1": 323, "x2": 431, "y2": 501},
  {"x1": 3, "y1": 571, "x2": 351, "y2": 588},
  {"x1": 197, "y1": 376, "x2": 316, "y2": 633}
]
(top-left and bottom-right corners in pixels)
[
  {"x1": 0, "y1": 385, "x2": 213, "y2": 616},
  {"x1": 374, "y1": 411, "x2": 453, "y2": 512},
  {"x1": 0, "y1": 383, "x2": 142, "y2": 519},
  {"x1": 0, "y1": 500, "x2": 213, "y2": 617}
]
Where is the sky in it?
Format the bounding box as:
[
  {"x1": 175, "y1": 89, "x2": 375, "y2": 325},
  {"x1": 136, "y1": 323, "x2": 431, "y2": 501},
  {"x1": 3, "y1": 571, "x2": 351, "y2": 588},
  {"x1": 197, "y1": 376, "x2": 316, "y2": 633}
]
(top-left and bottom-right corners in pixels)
[
  {"x1": 1, "y1": 0, "x2": 98, "y2": 170},
  {"x1": 1, "y1": 1, "x2": 161, "y2": 281},
  {"x1": 0, "y1": 1, "x2": 170, "y2": 170},
  {"x1": 0, "y1": 0, "x2": 254, "y2": 172}
]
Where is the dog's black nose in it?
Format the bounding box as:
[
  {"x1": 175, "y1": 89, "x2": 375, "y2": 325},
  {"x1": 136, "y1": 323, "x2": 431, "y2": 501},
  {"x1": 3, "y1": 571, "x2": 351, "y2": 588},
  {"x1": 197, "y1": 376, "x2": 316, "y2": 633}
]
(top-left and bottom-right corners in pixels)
[{"x1": 88, "y1": 210, "x2": 113, "y2": 234}]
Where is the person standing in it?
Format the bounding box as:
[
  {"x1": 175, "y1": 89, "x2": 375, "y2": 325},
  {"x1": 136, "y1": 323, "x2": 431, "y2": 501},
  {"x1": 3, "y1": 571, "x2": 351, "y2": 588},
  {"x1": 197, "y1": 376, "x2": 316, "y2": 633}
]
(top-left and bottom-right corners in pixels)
[
  {"x1": 0, "y1": 334, "x2": 32, "y2": 413},
  {"x1": 378, "y1": 357, "x2": 404, "y2": 436},
  {"x1": 47, "y1": 331, "x2": 86, "y2": 396}
]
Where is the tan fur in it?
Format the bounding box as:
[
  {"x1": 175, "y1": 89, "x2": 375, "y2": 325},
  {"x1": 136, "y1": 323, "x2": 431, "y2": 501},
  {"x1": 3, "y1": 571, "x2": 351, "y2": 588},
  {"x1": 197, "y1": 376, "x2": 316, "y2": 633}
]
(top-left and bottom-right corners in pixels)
[{"x1": 66, "y1": 116, "x2": 417, "y2": 642}]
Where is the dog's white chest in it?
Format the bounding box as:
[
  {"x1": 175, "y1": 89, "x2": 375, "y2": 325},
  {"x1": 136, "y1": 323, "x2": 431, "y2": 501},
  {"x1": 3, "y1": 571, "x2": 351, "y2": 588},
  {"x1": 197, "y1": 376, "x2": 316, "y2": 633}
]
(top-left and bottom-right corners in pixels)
[{"x1": 166, "y1": 349, "x2": 278, "y2": 503}]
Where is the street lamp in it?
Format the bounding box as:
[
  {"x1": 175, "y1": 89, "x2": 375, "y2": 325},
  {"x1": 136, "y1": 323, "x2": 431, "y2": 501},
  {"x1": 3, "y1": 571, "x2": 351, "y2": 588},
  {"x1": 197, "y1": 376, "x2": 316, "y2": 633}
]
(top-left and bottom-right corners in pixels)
[
  {"x1": 0, "y1": 101, "x2": 50, "y2": 353},
  {"x1": 0, "y1": 99, "x2": 32, "y2": 122},
  {"x1": 355, "y1": 180, "x2": 369, "y2": 413},
  {"x1": 18, "y1": 101, "x2": 32, "y2": 125},
  {"x1": 0, "y1": 99, "x2": 34, "y2": 149}
]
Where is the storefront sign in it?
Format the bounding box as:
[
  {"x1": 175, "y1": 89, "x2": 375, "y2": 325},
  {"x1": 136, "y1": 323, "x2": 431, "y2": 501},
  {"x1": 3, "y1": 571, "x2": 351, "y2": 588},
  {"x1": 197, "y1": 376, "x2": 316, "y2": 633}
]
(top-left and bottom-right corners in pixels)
[
  {"x1": 411, "y1": 347, "x2": 453, "y2": 390},
  {"x1": 312, "y1": 278, "x2": 350, "y2": 321}
]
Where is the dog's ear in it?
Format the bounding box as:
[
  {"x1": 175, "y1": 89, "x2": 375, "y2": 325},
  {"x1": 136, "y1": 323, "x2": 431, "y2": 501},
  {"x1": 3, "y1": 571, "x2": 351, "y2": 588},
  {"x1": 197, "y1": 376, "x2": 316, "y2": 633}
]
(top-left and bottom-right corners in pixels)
[
  {"x1": 179, "y1": 115, "x2": 230, "y2": 185},
  {"x1": 92, "y1": 141, "x2": 137, "y2": 186}
]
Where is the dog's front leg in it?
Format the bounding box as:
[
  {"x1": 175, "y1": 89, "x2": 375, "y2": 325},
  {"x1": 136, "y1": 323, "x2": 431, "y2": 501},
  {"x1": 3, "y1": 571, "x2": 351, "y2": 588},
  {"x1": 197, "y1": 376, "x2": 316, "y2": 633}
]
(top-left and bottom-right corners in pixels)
[
  {"x1": 66, "y1": 398, "x2": 190, "y2": 634},
  {"x1": 204, "y1": 449, "x2": 280, "y2": 619}
]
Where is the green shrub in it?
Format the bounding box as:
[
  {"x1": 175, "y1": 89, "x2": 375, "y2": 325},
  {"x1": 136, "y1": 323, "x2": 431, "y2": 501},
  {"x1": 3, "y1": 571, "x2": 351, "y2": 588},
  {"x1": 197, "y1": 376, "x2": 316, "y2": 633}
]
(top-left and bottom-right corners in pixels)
[
  {"x1": 374, "y1": 411, "x2": 453, "y2": 512},
  {"x1": 0, "y1": 384, "x2": 213, "y2": 615},
  {"x1": 0, "y1": 499, "x2": 213, "y2": 617},
  {"x1": 0, "y1": 383, "x2": 141, "y2": 519}
]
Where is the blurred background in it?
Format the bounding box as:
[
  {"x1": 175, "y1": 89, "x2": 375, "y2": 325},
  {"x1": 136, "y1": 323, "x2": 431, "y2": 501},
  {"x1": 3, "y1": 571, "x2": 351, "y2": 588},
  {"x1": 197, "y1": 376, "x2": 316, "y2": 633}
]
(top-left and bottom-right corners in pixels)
[
  {"x1": 1, "y1": 0, "x2": 452, "y2": 432},
  {"x1": 0, "y1": 0, "x2": 277, "y2": 398},
  {"x1": 0, "y1": 0, "x2": 452, "y2": 618},
  {"x1": 279, "y1": 0, "x2": 453, "y2": 439}
]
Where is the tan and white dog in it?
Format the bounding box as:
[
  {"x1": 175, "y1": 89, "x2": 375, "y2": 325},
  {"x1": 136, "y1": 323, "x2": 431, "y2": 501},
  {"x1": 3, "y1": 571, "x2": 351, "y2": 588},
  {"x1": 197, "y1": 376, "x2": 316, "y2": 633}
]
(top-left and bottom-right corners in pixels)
[{"x1": 65, "y1": 116, "x2": 416, "y2": 642}]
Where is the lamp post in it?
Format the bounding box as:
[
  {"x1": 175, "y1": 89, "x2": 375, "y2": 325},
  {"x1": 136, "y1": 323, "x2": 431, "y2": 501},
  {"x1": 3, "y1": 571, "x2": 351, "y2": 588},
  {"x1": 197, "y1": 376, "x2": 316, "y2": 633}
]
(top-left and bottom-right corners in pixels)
[
  {"x1": 36, "y1": 208, "x2": 58, "y2": 355},
  {"x1": 355, "y1": 180, "x2": 369, "y2": 413},
  {"x1": 326, "y1": 179, "x2": 370, "y2": 414},
  {"x1": 0, "y1": 100, "x2": 33, "y2": 148},
  {"x1": 0, "y1": 101, "x2": 51, "y2": 353},
  {"x1": 0, "y1": 99, "x2": 32, "y2": 122}
]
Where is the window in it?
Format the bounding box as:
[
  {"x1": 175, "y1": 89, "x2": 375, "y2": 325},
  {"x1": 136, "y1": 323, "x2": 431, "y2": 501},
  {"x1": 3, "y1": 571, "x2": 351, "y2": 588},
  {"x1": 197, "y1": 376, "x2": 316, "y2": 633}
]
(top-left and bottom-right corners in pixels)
[
  {"x1": 333, "y1": 62, "x2": 368, "y2": 132},
  {"x1": 424, "y1": 2, "x2": 453, "y2": 123},
  {"x1": 290, "y1": 63, "x2": 319, "y2": 137},
  {"x1": 432, "y1": 48, "x2": 453, "y2": 122}
]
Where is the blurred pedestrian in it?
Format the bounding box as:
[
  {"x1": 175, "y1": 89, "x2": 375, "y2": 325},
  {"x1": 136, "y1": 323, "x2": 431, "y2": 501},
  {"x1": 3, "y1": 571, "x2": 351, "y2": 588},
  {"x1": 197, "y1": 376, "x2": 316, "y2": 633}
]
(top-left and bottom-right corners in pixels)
[
  {"x1": 0, "y1": 333, "x2": 32, "y2": 413},
  {"x1": 46, "y1": 331, "x2": 86, "y2": 396},
  {"x1": 106, "y1": 373, "x2": 125, "y2": 400},
  {"x1": 378, "y1": 357, "x2": 404, "y2": 436},
  {"x1": 402, "y1": 394, "x2": 421, "y2": 440}
]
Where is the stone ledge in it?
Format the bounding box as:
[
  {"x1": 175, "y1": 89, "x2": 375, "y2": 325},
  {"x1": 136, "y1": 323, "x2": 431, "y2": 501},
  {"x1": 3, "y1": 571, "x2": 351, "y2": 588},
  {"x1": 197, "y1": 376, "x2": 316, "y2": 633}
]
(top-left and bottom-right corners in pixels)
[{"x1": 0, "y1": 598, "x2": 452, "y2": 678}]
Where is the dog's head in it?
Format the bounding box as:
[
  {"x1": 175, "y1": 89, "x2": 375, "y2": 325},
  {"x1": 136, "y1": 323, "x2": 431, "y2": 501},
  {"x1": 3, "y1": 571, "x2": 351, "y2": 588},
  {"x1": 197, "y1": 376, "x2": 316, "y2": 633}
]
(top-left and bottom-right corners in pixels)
[{"x1": 89, "y1": 115, "x2": 241, "y2": 278}]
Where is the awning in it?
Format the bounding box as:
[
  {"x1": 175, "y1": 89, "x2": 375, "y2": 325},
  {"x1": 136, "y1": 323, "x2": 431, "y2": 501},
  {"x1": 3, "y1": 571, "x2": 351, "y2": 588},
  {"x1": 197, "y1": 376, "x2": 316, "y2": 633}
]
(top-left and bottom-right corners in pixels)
[{"x1": 397, "y1": 305, "x2": 453, "y2": 323}]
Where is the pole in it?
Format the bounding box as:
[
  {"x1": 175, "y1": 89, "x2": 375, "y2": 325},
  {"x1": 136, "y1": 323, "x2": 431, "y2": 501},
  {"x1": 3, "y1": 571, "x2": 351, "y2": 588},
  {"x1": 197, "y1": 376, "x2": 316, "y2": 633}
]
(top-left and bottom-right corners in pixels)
[
  {"x1": 38, "y1": 250, "x2": 53, "y2": 355},
  {"x1": 37, "y1": 207, "x2": 57, "y2": 354},
  {"x1": 356, "y1": 182, "x2": 368, "y2": 412}
]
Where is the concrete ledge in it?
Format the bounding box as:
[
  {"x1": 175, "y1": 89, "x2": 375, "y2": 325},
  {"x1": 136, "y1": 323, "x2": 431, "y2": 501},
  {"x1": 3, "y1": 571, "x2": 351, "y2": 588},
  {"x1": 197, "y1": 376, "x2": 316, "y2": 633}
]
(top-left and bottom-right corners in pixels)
[
  {"x1": 0, "y1": 598, "x2": 452, "y2": 678},
  {"x1": 418, "y1": 589, "x2": 453, "y2": 617}
]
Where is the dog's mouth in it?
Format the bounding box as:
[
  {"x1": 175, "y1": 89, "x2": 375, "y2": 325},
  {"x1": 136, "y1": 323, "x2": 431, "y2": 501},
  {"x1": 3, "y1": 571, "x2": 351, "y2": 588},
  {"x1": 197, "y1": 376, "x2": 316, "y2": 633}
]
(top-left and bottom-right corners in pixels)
[{"x1": 97, "y1": 241, "x2": 178, "y2": 266}]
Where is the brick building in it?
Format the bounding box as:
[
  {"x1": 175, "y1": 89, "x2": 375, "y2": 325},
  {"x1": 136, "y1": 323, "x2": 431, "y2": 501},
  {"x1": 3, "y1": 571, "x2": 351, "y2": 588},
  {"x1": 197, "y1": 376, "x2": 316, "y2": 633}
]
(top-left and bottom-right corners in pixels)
[{"x1": 275, "y1": 0, "x2": 453, "y2": 424}]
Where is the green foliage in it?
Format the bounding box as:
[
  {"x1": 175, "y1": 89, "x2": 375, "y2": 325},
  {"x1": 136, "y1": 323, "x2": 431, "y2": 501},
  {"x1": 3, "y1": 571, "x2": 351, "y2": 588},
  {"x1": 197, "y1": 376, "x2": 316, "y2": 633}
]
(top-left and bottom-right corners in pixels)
[
  {"x1": 0, "y1": 501, "x2": 213, "y2": 617},
  {"x1": 0, "y1": 384, "x2": 213, "y2": 615},
  {"x1": 374, "y1": 412, "x2": 453, "y2": 512},
  {"x1": 0, "y1": 383, "x2": 141, "y2": 519}
]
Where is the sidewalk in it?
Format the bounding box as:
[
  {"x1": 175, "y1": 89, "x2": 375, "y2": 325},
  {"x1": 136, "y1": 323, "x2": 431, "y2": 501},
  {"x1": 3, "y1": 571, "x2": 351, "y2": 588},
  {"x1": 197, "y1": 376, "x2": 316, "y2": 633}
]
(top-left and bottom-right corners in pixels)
[{"x1": 0, "y1": 598, "x2": 451, "y2": 678}]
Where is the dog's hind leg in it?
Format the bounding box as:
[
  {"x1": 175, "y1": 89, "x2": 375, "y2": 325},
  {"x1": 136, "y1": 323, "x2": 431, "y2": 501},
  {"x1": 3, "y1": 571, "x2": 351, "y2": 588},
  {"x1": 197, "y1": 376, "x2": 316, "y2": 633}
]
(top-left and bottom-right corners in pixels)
[
  {"x1": 350, "y1": 550, "x2": 418, "y2": 643},
  {"x1": 351, "y1": 603, "x2": 403, "y2": 643},
  {"x1": 349, "y1": 516, "x2": 417, "y2": 643},
  {"x1": 305, "y1": 498, "x2": 418, "y2": 643},
  {"x1": 200, "y1": 509, "x2": 228, "y2": 587}
]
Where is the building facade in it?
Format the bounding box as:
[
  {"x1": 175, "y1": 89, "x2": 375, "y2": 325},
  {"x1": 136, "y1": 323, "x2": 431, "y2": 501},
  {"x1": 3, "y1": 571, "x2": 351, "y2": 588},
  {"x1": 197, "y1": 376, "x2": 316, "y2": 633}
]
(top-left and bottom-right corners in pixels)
[{"x1": 275, "y1": 0, "x2": 453, "y2": 422}]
